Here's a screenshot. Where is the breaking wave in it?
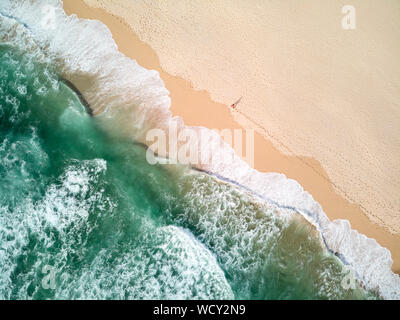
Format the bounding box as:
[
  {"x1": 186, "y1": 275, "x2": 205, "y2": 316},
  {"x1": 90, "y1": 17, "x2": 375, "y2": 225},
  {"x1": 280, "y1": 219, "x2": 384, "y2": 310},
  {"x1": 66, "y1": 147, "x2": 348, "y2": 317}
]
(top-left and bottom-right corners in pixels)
[{"x1": 0, "y1": 0, "x2": 398, "y2": 299}]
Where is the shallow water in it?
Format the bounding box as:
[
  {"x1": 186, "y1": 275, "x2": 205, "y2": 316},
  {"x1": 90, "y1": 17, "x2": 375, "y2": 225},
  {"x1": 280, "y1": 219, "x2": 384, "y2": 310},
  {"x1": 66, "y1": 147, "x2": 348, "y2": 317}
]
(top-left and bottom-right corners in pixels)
[{"x1": 0, "y1": 44, "x2": 377, "y2": 300}]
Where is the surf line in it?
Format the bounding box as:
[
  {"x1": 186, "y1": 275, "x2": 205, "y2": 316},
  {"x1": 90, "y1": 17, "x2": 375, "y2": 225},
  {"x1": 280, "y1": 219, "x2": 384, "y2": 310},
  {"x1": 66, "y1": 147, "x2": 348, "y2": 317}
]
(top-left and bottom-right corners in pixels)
[
  {"x1": 136, "y1": 140, "x2": 343, "y2": 262},
  {"x1": 0, "y1": 7, "x2": 378, "y2": 296},
  {"x1": 66, "y1": 80, "x2": 366, "y2": 292},
  {"x1": 140, "y1": 141, "x2": 366, "y2": 289}
]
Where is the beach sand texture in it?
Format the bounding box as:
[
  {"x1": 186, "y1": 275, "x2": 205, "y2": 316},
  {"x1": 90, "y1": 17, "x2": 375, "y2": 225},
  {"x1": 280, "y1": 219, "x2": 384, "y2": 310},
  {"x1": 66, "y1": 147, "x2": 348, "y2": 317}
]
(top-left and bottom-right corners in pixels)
[{"x1": 64, "y1": 0, "x2": 400, "y2": 272}]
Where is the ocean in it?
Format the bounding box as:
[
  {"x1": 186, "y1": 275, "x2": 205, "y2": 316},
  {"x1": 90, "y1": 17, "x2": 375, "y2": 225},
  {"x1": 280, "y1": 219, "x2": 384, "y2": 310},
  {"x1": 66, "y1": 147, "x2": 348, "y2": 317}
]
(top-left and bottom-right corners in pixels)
[{"x1": 0, "y1": 0, "x2": 398, "y2": 299}]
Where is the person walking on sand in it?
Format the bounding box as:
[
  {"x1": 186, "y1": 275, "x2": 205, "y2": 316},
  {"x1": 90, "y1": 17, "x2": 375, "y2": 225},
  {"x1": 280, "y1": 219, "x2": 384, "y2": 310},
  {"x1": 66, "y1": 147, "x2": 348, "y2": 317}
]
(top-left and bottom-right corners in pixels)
[{"x1": 231, "y1": 96, "x2": 242, "y2": 109}]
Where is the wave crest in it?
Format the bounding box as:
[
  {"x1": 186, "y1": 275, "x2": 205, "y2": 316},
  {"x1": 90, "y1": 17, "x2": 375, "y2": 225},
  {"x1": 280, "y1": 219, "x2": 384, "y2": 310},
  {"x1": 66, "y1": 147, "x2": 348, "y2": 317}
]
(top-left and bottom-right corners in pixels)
[{"x1": 0, "y1": 0, "x2": 399, "y2": 299}]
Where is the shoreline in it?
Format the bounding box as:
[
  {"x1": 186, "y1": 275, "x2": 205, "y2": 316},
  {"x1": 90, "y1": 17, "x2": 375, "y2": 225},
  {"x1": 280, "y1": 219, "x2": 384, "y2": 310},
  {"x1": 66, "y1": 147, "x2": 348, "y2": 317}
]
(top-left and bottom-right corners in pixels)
[{"x1": 63, "y1": 0, "x2": 400, "y2": 273}]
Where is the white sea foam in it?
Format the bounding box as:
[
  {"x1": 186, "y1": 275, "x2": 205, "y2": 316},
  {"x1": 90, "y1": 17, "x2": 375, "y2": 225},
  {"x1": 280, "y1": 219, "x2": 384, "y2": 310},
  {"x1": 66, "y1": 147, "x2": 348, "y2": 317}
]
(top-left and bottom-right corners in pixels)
[
  {"x1": 174, "y1": 171, "x2": 372, "y2": 299},
  {"x1": 0, "y1": 0, "x2": 399, "y2": 299},
  {"x1": 0, "y1": 139, "x2": 231, "y2": 299},
  {"x1": 55, "y1": 225, "x2": 233, "y2": 300},
  {"x1": 0, "y1": 158, "x2": 110, "y2": 299}
]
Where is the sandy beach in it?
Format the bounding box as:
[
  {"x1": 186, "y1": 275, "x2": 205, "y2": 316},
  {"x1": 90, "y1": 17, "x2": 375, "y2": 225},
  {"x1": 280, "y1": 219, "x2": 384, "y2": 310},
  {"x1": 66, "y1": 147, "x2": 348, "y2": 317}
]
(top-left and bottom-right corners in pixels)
[{"x1": 63, "y1": 0, "x2": 400, "y2": 273}]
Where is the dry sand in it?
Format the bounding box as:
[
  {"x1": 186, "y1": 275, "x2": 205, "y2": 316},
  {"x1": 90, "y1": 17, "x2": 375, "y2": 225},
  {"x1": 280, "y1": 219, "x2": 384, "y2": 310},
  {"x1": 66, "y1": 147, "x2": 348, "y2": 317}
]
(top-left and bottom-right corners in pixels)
[{"x1": 63, "y1": 0, "x2": 400, "y2": 273}]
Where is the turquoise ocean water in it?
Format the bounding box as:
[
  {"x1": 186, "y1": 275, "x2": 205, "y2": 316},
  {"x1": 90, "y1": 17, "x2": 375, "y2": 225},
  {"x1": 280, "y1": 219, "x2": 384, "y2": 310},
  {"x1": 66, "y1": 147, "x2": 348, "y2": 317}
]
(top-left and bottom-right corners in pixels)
[{"x1": 0, "y1": 43, "x2": 377, "y2": 299}]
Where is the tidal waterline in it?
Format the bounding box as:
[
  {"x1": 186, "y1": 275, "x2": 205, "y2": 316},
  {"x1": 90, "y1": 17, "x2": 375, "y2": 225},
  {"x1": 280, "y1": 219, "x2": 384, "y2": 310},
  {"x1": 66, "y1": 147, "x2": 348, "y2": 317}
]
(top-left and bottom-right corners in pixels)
[{"x1": 0, "y1": 44, "x2": 377, "y2": 299}]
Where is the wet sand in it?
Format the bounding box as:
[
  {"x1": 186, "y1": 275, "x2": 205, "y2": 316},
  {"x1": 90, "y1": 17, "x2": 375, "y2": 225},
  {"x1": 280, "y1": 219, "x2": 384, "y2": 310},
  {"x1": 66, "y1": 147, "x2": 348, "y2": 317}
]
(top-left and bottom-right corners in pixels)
[{"x1": 63, "y1": 0, "x2": 400, "y2": 273}]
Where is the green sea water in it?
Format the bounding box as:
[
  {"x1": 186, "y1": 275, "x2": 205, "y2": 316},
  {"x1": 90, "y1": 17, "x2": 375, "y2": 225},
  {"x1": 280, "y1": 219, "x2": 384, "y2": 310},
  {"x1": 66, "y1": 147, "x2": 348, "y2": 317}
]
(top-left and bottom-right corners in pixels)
[{"x1": 0, "y1": 45, "x2": 376, "y2": 300}]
